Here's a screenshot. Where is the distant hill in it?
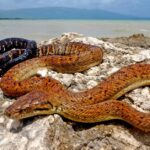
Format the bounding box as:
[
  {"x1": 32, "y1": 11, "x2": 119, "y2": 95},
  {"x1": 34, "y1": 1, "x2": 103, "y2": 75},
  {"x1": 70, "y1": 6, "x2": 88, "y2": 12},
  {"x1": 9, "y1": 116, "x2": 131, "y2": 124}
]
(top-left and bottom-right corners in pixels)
[{"x1": 0, "y1": 7, "x2": 140, "y2": 19}]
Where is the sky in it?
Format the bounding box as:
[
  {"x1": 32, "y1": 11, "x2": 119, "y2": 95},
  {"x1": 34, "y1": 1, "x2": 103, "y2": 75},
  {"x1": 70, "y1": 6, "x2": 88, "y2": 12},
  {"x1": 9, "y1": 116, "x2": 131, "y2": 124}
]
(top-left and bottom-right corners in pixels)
[{"x1": 0, "y1": 0, "x2": 150, "y2": 17}]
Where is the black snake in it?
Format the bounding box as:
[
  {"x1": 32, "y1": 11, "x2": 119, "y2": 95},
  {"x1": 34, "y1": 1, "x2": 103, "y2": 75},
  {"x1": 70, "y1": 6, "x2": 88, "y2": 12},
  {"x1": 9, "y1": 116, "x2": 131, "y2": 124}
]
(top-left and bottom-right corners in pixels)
[{"x1": 0, "y1": 38, "x2": 37, "y2": 76}]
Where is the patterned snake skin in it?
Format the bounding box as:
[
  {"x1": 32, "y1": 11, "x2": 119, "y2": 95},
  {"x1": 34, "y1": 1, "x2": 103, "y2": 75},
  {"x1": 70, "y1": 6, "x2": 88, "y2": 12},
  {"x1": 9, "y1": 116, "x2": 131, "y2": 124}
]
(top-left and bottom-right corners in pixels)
[{"x1": 0, "y1": 38, "x2": 37, "y2": 75}]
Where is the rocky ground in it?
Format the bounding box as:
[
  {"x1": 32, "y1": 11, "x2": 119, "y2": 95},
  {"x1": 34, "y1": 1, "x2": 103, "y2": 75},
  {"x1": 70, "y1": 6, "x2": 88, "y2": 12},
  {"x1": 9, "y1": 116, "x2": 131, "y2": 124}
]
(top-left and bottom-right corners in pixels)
[{"x1": 0, "y1": 33, "x2": 150, "y2": 150}]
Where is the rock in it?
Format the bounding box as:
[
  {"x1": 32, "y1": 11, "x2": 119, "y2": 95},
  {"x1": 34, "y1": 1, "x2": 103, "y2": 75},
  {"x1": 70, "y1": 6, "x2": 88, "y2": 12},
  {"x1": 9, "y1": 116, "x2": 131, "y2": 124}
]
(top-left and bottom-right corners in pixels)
[
  {"x1": 127, "y1": 50, "x2": 150, "y2": 62},
  {"x1": 131, "y1": 54, "x2": 146, "y2": 62},
  {"x1": 87, "y1": 80, "x2": 98, "y2": 89},
  {"x1": 73, "y1": 73, "x2": 87, "y2": 84},
  {"x1": 0, "y1": 116, "x2": 5, "y2": 123},
  {"x1": 73, "y1": 36, "x2": 103, "y2": 46},
  {"x1": 86, "y1": 66, "x2": 100, "y2": 76},
  {"x1": 107, "y1": 67, "x2": 120, "y2": 75},
  {"x1": 37, "y1": 68, "x2": 48, "y2": 77},
  {"x1": 101, "y1": 33, "x2": 150, "y2": 48},
  {"x1": 60, "y1": 74, "x2": 74, "y2": 87},
  {"x1": 126, "y1": 87, "x2": 150, "y2": 111}
]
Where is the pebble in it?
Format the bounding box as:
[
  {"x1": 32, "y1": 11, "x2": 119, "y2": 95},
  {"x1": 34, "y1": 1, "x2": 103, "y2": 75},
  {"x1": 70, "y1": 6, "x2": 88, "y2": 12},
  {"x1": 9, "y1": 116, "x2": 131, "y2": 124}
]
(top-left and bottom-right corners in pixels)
[
  {"x1": 86, "y1": 66, "x2": 100, "y2": 76},
  {"x1": 6, "y1": 119, "x2": 22, "y2": 130},
  {"x1": 126, "y1": 87, "x2": 150, "y2": 111},
  {"x1": 48, "y1": 115, "x2": 55, "y2": 124},
  {"x1": 87, "y1": 80, "x2": 98, "y2": 89},
  {"x1": 60, "y1": 74, "x2": 74, "y2": 87},
  {"x1": 73, "y1": 73, "x2": 87, "y2": 84},
  {"x1": 73, "y1": 37, "x2": 103, "y2": 46},
  {"x1": 37, "y1": 68, "x2": 48, "y2": 77},
  {"x1": 1, "y1": 101, "x2": 13, "y2": 108},
  {"x1": 131, "y1": 54, "x2": 146, "y2": 62},
  {"x1": 0, "y1": 117, "x2": 5, "y2": 123},
  {"x1": 107, "y1": 67, "x2": 119, "y2": 75}
]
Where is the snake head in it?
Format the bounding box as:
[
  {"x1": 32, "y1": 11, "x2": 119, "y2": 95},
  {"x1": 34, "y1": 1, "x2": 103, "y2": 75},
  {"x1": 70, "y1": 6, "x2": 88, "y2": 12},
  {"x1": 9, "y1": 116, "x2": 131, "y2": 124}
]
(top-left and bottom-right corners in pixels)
[{"x1": 5, "y1": 90, "x2": 56, "y2": 119}]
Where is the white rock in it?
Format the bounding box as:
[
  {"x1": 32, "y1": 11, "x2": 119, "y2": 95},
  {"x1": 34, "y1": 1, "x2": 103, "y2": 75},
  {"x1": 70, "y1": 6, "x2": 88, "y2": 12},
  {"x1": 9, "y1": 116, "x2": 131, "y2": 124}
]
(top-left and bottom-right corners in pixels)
[
  {"x1": 125, "y1": 50, "x2": 150, "y2": 62},
  {"x1": 86, "y1": 66, "x2": 100, "y2": 76},
  {"x1": 126, "y1": 87, "x2": 150, "y2": 111},
  {"x1": 139, "y1": 50, "x2": 150, "y2": 59},
  {"x1": 73, "y1": 73, "x2": 87, "y2": 84},
  {"x1": 72, "y1": 37, "x2": 103, "y2": 46},
  {"x1": 85, "y1": 75, "x2": 98, "y2": 81},
  {"x1": 61, "y1": 32, "x2": 83, "y2": 40},
  {"x1": 107, "y1": 67, "x2": 119, "y2": 75},
  {"x1": 0, "y1": 117, "x2": 5, "y2": 123},
  {"x1": 141, "y1": 87, "x2": 150, "y2": 98},
  {"x1": 47, "y1": 38, "x2": 55, "y2": 44},
  {"x1": 55, "y1": 73, "x2": 63, "y2": 78},
  {"x1": 6, "y1": 120, "x2": 22, "y2": 130},
  {"x1": 61, "y1": 74, "x2": 74, "y2": 87},
  {"x1": 48, "y1": 115, "x2": 55, "y2": 124},
  {"x1": 37, "y1": 68, "x2": 48, "y2": 77},
  {"x1": 141, "y1": 101, "x2": 150, "y2": 110},
  {"x1": 87, "y1": 80, "x2": 98, "y2": 89},
  {"x1": 1, "y1": 101, "x2": 13, "y2": 108},
  {"x1": 112, "y1": 128, "x2": 141, "y2": 147},
  {"x1": 106, "y1": 56, "x2": 115, "y2": 63},
  {"x1": 131, "y1": 54, "x2": 146, "y2": 62},
  {"x1": 77, "y1": 83, "x2": 87, "y2": 90}
]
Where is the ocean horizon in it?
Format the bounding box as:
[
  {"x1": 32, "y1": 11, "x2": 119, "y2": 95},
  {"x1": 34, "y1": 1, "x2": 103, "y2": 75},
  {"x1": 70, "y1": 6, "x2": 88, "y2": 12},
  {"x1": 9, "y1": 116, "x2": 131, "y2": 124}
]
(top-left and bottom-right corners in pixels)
[{"x1": 0, "y1": 19, "x2": 150, "y2": 42}]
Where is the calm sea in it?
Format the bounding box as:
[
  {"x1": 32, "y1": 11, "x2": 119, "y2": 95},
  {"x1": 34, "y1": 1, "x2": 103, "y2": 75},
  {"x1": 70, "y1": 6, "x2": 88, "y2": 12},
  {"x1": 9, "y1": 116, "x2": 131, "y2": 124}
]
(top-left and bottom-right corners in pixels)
[{"x1": 0, "y1": 20, "x2": 150, "y2": 42}]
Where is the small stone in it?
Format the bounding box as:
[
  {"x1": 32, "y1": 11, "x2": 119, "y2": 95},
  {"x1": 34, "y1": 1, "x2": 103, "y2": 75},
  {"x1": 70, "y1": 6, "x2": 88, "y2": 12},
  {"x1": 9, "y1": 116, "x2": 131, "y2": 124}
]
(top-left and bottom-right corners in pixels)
[
  {"x1": 37, "y1": 68, "x2": 48, "y2": 77},
  {"x1": 48, "y1": 115, "x2": 55, "y2": 124},
  {"x1": 1, "y1": 101, "x2": 13, "y2": 108},
  {"x1": 77, "y1": 83, "x2": 87, "y2": 90},
  {"x1": 0, "y1": 116, "x2": 5, "y2": 123},
  {"x1": 73, "y1": 73, "x2": 87, "y2": 84},
  {"x1": 112, "y1": 128, "x2": 141, "y2": 147},
  {"x1": 86, "y1": 66, "x2": 100, "y2": 76},
  {"x1": 85, "y1": 75, "x2": 98, "y2": 81},
  {"x1": 141, "y1": 87, "x2": 150, "y2": 98},
  {"x1": 26, "y1": 129, "x2": 38, "y2": 139},
  {"x1": 61, "y1": 74, "x2": 74, "y2": 87},
  {"x1": 141, "y1": 101, "x2": 150, "y2": 110},
  {"x1": 131, "y1": 54, "x2": 146, "y2": 62},
  {"x1": 107, "y1": 67, "x2": 119, "y2": 75},
  {"x1": 106, "y1": 56, "x2": 115, "y2": 63},
  {"x1": 87, "y1": 80, "x2": 98, "y2": 89},
  {"x1": 73, "y1": 37, "x2": 103, "y2": 46},
  {"x1": 140, "y1": 50, "x2": 150, "y2": 59},
  {"x1": 6, "y1": 119, "x2": 22, "y2": 130}
]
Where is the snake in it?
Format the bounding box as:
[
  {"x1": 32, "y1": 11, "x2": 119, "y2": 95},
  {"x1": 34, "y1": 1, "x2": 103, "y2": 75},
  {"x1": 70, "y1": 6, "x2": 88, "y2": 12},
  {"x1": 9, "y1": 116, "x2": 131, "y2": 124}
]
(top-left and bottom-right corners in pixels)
[
  {"x1": 0, "y1": 38, "x2": 37, "y2": 76},
  {"x1": 0, "y1": 41, "x2": 150, "y2": 132}
]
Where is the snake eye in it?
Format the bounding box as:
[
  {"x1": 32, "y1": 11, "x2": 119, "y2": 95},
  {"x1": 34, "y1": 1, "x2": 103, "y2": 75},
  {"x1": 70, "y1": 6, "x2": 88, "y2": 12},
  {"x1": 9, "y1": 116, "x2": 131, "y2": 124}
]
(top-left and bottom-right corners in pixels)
[{"x1": 32, "y1": 101, "x2": 53, "y2": 112}]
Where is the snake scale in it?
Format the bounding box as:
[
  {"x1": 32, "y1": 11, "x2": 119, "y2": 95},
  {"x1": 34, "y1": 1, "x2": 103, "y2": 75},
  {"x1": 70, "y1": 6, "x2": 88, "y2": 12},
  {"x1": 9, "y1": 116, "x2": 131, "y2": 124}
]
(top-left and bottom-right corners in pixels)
[{"x1": 0, "y1": 40, "x2": 150, "y2": 132}]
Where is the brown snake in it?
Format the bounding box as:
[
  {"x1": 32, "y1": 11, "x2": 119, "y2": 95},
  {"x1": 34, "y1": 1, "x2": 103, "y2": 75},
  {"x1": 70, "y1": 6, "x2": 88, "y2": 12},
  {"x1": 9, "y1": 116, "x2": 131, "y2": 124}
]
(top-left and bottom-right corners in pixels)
[{"x1": 0, "y1": 42, "x2": 150, "y2": 132}]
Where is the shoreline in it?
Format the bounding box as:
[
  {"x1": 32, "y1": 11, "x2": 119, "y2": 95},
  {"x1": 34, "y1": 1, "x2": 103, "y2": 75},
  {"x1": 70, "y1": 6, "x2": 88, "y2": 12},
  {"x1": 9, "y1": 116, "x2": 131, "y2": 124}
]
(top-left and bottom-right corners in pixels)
[{"x1": 1, "y1": 20, "x2": 150, "y2": 42}]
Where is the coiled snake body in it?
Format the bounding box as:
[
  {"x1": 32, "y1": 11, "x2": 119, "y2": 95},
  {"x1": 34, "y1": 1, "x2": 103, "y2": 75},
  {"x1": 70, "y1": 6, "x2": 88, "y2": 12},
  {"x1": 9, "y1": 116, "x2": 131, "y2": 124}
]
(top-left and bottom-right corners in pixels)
[
  {"x1": 0, "y1": 41, "x2": 150, "y2": 132},
  {"x1": 0, "y1": 38, "x2": 37, "y2": 75}
]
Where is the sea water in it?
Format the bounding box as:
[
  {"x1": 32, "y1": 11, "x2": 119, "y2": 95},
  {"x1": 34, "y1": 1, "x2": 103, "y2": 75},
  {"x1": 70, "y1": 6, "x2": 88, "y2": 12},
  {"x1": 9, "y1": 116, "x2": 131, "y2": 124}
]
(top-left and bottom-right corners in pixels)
[{"x1": 0, "y1": 20, "x2": 150, "y2": 42}]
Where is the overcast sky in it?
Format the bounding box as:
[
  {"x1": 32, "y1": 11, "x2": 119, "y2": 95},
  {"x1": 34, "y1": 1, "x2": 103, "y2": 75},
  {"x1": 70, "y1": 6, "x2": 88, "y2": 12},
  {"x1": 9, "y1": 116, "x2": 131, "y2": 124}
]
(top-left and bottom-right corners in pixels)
[{"x1": 0, "y1": 0, "x2": 149, "y2": 17}]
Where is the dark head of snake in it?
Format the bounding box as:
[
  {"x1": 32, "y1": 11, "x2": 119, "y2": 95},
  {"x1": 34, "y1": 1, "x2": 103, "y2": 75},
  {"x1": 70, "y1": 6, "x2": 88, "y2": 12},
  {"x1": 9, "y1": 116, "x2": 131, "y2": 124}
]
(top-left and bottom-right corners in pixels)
[{"x1": 0, "y1": 38, "x2": 37, "y2": 76}]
